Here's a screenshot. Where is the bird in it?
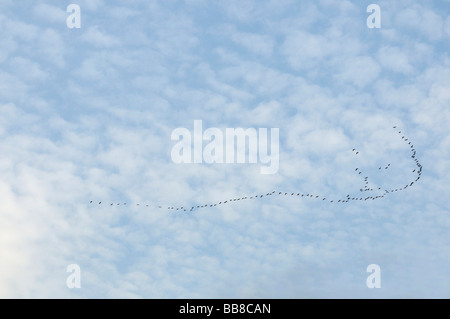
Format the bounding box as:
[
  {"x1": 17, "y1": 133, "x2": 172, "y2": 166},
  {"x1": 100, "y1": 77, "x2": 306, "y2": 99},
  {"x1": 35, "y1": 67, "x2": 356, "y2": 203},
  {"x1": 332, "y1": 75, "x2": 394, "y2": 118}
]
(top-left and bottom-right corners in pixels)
[{"x1": 88, "y1": 127, "x2": 422, "y2": 212}]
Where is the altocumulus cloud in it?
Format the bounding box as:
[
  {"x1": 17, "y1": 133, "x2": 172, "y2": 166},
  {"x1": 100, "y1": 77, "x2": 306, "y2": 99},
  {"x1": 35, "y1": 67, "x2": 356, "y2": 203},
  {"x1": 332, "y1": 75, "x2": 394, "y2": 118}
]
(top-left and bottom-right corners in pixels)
[{"x1": 0, "y1": 0, "x2": 449, "y2": 298}]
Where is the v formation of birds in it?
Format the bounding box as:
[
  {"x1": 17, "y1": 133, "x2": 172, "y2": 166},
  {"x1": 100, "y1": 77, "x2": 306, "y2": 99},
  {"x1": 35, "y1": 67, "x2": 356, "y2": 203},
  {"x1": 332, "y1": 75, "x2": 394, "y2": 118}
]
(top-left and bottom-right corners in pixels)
[{"x1": 90, "y1": 126, "x2": 422, "y2": 212}]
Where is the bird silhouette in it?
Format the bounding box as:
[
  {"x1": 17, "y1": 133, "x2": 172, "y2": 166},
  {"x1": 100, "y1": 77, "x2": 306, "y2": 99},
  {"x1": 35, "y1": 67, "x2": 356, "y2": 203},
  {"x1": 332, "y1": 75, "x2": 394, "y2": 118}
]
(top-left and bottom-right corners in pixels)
[{"x1": 88, "y1": 126, "x2": 421, "y2": 212}]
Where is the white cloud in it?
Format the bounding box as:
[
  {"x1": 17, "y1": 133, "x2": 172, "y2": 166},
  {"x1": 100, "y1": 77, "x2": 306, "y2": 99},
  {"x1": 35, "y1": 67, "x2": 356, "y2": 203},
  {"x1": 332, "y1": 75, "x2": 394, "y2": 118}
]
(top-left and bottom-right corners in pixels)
[
  {"x1": 227, "y1": 26, "x2": 275, "y2": 58},
  {"x1": 9, "y1": 57, "x2": 48, "y2": 81},
  {"x1": 281, "y1": 31, "x2": 335, "y2": 70},
  {"x1": 335, "y1": 56, "x2": 381, "y2": 88},
  {"x1": 38, "y1": 28, "x2": 66, "y2": 67},
  {"x1": 33, "y1": 3, "x2": 66, "y2": 24},
  {"x1": 445, "y1": 15, "x2": 450, "y2": 36},
  {"x1": 395, "y1": 5, "x2": 444, "y2": 41},
  {"x1": 377, "y1": 46, "x2": 414, "y2": 74}
]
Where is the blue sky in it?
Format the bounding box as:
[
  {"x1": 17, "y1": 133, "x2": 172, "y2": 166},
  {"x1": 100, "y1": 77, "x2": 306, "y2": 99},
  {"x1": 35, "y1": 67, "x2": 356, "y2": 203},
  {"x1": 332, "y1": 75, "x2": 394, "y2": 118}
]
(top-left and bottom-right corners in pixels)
[{"x1": 0, "y1": 0, "x2": 449, "y2": 298}]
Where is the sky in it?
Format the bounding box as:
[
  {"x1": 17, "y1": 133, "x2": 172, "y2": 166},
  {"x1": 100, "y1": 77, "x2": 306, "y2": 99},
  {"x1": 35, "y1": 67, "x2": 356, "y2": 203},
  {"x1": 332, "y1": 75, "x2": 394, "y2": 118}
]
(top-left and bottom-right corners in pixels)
[{"x1": 0, "y1": 0, "x2": 449, "y2": 298}]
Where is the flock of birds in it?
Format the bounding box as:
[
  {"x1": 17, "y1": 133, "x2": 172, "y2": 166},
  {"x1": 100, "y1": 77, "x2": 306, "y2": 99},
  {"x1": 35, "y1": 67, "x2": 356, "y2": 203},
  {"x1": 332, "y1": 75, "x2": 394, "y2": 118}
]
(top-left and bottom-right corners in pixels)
[{"x1": 89, "y1": 126, "x2": 422, "y2": 212}]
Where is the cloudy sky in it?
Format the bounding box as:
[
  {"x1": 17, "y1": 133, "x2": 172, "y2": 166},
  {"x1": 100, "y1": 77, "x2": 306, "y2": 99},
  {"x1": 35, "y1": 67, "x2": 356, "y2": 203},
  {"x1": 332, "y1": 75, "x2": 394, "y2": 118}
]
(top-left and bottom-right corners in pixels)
[{"x1": 0, "y1": 0, "x2": 449, "y2": 298}]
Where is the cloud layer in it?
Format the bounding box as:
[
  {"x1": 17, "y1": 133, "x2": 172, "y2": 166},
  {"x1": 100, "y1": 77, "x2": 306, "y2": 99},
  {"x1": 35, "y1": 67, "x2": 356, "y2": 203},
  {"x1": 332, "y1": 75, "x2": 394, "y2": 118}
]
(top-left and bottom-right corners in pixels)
[{"x1": 0, "y1": 0, "x2": 449, "y2": 298}]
